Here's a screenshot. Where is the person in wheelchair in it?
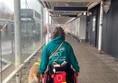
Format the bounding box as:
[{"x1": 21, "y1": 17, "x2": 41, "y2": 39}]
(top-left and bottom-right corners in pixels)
[{"x1": 40, "y1": 26, "x2": 80, "y2": 83}]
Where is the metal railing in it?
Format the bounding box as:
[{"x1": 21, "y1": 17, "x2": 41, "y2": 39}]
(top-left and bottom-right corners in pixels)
[{"x1": 2, "y1": 44, "x2": 44, "y2": 83}]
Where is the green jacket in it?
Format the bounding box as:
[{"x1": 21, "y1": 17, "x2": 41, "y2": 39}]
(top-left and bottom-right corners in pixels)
[{"x1": 40, "y1": 36, "x2": 80, "y2": 74}]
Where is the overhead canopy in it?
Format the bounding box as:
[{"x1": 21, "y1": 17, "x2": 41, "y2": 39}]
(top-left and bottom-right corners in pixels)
[{"x1": 39, "y1": 0, "x2": 101, "y2": 24}]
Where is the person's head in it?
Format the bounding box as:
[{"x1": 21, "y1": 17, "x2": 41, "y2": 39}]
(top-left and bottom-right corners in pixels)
[{"x1": 51, "y1": 26, "x2": 65, "y2": 39}]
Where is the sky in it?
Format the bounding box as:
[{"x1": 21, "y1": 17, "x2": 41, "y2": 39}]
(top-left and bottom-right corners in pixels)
[
  {"x1": 0, "y1": 0, "x2": 42, "y2": 14},
  {"x1": 0, "y1": 0, "x2": 14, "y2": 12}
]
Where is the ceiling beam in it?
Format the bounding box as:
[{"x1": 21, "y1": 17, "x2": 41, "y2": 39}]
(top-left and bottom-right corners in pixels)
[
  {"x1": 38, "y1": 0, "x2": 46, "y2": 7},
  {"x1": 41, "y1": 0, "x2": 96, "y2": 2},
  {"x1": 88, "y1": 0, "x2": 101, "y2": 10}
]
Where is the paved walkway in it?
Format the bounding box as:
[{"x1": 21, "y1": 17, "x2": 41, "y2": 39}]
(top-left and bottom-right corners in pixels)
[{"x1": 66, "y1": 34, "x2": 118, "y2": 83}]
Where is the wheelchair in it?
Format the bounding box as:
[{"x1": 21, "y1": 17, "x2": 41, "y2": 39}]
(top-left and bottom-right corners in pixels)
[{"x1": 42, "y1": 63, "x2": 78, "y2": 83}]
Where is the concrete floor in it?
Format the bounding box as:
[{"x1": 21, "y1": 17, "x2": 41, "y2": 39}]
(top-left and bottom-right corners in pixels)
[{"x1": 66, "y1": 34, "x2": 118, "y2": 83}]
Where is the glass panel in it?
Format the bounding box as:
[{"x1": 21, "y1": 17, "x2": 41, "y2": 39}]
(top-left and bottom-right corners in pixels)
[
  {"x1": 0, "y1": 0, "x2": 46, "y2": 82},
  {"x1": 0, "y1": 2, "x2": 14, "y2": 82}
]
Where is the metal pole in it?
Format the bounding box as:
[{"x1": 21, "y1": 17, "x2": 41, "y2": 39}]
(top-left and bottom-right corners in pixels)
[
  {"x1": 11, "y1": 33, "x2": 14, "y2": 54},
  {"x1": 14, "y1": 0, "x2": 21, "y2": 83},
  {"x1": 0, "y1": 29, "x2": 2, "y2": 83},
  {"x1": 98, "y1": 1, "x2": 103, "y2": 53},
  {"x1": 40, "y1": 6, "x2": 43, "y2": 44},
  {"x1": 42, "y1": 8, "x2": 45, "y2": 43}
]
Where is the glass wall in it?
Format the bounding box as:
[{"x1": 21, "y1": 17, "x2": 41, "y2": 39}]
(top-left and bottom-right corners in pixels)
[
  {"x1": 64, "y1": 18, "x2": 80, "y2": 37},
  {"x1": 0, "y1": 0, "x2": 46, "y2": 82}
]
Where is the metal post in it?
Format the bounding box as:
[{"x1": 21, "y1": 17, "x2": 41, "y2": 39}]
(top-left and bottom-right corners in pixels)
[
  {"x1": 14, "y1": 0, "x2": 21, "y2": 83},
  {"x1": 43, "y1": 8, "x2": 46, "y2": 26},
  {"x1": 11, "y1": 32, "x2": 14, "y2": 54},
  {"x1": 98, "y1": 1, "x2": 103, "y2": 53},
  {"x1": 42, "y1": 7, "x2": 45, "y2": 43},
  {"x1": 42, "y1": 8, "x2": 45, "y2": 43},
  {"x1": 40, "y1": 6, "x2": 43, "y2": 44},
  {"x1": 0, "y1": 29, "x2": 2, "y2": 83},
  {"x1": 48, "y1": 12, "x2": 49, "y2": 25}
]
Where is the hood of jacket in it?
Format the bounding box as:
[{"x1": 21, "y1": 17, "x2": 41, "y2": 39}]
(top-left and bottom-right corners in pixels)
[{"x1": 50, "y1": 36, "x2": 65, "y2": 44}]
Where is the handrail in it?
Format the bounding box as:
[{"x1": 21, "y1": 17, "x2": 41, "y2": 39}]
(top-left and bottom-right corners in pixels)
[
  {"x1": 2, "y1": 44, "x2": 44, "y2": 83},
  {"x1": 1, "y1": 15, "x2": 13, "y2": 30},
  {"x1": 0, "y1": 19, "x2": 14, "y2": 22}
]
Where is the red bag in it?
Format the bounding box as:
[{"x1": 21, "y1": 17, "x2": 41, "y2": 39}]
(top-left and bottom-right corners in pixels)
[{"x1": 51, "y1": 72, "x2": 66, "y2": 83}]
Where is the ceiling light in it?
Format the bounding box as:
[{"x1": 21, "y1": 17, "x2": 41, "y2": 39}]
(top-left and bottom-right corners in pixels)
[{"x1": 83, "y1": 12, "x2": 86, "y2": 15}]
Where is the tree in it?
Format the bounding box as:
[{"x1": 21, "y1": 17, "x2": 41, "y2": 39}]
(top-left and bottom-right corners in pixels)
[{"x1": 0, "y1": 2, "x2": 13, "y2": 19}]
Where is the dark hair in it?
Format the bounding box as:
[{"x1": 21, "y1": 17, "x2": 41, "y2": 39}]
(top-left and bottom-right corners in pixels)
[{"x1": 52, "y1": 26, "x2": 65, "y2": 39}]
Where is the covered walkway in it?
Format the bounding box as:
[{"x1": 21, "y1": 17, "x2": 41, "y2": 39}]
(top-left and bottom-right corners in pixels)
[{"x1": 1, "y1": 0, "x2": 118, "y2": 83}]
